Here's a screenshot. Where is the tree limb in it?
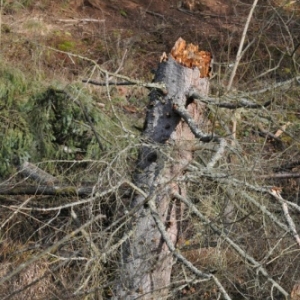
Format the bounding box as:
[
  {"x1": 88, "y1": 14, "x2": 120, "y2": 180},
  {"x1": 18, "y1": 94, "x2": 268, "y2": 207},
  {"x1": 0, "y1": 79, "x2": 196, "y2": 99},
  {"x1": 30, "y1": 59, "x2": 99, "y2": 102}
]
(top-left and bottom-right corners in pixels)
[
  {"x1": 172, "y1": 192, "x2": 289, "y2": 298},
  {"x1": 18, "y1": 162, "x2": 59, "y2": 185},
  {"x1": 189, "y1": 88, "x2": 273, "y2": 109},
  {"x1": 0, "y1": 184, "x2": 93, "y2": 197},
  {"x1": 173, "y1": 104, "x2": 219, "y2": 142},
  {"x1": 227, "y1": 0, "x2": 259, "y2": 91},
  {"x1": 259, "y1": 173, "x2": 300, "y2": 179},
  {"x1": 248, "y1": 75, "x2": 300, "y2": 95},
  {"x1": 147, "y1": 198, "x2": 232, "y2": 300}
]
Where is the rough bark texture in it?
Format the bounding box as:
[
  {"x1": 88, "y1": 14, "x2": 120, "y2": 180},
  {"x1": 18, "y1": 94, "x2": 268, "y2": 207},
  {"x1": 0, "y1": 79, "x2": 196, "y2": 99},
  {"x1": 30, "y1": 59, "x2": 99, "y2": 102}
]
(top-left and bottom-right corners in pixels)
[{"x1": 115, "y1": 38, "x2": 211, "y2": 299}]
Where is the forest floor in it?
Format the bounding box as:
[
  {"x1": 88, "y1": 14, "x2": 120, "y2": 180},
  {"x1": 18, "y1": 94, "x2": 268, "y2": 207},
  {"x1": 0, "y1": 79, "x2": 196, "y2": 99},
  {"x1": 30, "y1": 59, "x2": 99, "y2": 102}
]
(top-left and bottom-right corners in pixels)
[
  {"x1": 0, "y1": 0, "x2": 273, "y2": 80},
  {"x1": 1, "y1": 1, "x2": 300, "y2": 299}
]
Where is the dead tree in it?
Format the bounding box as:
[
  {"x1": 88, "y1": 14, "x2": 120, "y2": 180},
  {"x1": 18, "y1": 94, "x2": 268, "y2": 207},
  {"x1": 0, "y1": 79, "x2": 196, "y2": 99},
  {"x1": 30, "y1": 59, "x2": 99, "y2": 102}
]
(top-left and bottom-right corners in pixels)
[{"x1": 114, "y1": 38, "x2": 218, "y2": 299}]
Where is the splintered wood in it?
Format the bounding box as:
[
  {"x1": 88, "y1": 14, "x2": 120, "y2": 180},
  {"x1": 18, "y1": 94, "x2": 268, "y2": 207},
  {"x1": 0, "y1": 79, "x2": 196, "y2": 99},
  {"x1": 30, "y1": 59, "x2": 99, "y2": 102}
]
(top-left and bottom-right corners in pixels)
[{"x1": 170, "y1": 37, "x2": 212, "y2": 78}]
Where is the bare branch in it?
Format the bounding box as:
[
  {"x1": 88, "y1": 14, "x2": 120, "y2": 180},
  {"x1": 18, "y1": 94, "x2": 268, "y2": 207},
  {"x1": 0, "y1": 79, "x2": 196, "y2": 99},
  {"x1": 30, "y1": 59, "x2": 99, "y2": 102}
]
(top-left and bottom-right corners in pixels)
[
  {"x1": 47, "y1": 46, "x2": 167, "y2": 94},
  {"x1": 173, "y1": 104, "x2": 219, "y2": 142},
  {"x1": 172, "y1": 192, "x2": 289, "y2": 298},
  {"x1": 0, "y1": 212, "x2": 106, "y2": 285},
  {"x1": 18, "y1": 162, "x2": 59, "y2": 185},
  {"x1": 189, "y1": 88, "x2": 273, "y2": 109},
  {"x1": 147, "y1": 199, "x2": 232, "y2": 300},
  {"x1": 82, "y1": 80, "x2": 137, "y2": 86},
  {"x1": 71, "y1": 208, "x2": 101, "y2": 257},
  {"x1": 281, "y1": 202, "x2": 300, "y2": 247},
  {"x1": 227, "y1": 0, "x2": 259, "y2": 91},
  {"x1": 259, "y1": 173, "x2": 300, "y2": 179},
  {"x1": 0, "y1": 184, "x2": 93, "y2": 197},
  {"x1": 60, "y1": 90, "x2": 106, "y2": 151},
  {"x1": 207, "y1": 138, "x2": 227, "y2": 168},
  {"x1": 248, "y1": 76, "x2": 300, "y2": 95},
  {"x1": 270, "y1": 188, "x2": 300, "y2": 247}
]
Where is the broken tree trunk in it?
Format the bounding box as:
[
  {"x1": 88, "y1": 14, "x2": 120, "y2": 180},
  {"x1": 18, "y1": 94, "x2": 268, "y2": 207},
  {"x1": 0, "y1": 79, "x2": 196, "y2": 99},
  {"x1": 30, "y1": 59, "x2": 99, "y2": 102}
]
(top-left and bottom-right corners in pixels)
[{"x1": 115, "y1": 38, "x2": 212, "y2": 299}]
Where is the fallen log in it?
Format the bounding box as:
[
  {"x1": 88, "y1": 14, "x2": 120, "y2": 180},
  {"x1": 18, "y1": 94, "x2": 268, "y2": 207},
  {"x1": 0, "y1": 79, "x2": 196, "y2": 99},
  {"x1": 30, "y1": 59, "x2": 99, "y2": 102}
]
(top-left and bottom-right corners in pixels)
[{"x1": 114, "y1": 38, "x2": 215, "y2": 299}]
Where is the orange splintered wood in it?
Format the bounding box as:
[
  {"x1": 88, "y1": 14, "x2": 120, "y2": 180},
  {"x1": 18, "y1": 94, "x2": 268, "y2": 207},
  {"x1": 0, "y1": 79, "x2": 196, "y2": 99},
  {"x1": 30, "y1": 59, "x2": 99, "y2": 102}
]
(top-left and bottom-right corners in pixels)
[{"x1": 170, "y1": 37, "x2": 212, "y2": 78}]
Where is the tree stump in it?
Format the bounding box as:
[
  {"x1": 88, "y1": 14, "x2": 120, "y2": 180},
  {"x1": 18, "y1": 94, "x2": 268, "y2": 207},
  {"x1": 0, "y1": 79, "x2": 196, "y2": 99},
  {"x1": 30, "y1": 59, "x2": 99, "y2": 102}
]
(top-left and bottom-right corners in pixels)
[{"x1": 115, "y1": 38, "x2": 212, "y2": 299}]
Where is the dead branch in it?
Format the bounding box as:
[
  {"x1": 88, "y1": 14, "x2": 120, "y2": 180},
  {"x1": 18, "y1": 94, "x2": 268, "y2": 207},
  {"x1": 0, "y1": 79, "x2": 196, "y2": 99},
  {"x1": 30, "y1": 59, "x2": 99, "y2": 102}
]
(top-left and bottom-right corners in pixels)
[
  {"x1": 82, "y1": 80, "x2": 136, "y2": 86},
  {"x1": 259, "y1": 173, "x2": 300, "y2": 179},
  {"x1": 183, "y1": 169, "x2": 292, "y2": 234},
  {"x1": 57, "y1": 18, "x2": 105, "y2": 23},
  {"x1": 83, "y1": 78, "x2": 167, "y2": 93},
  {"x1": 270, "y1": 188, "x2": 300, "y2": 248},
  {"x1": 206, "y1": 138, "x2": 227, "y2": 168},
  {"x1": 0, "y1": 212, "x2": 106, "y2": 286},
  {"x1": 172, "y1": 192, "x2": 289, "y2": 298},
  {"x1": 145, "y1": 10, "x2": 164, "y2": 18},
  {"x1": 227, "y1": 0, "x2": 259, "y2": 91},
  {"x1": 248, "y1": 75, "x2": 300, "y2": 95},
  {"x1": 274, "y1": 160, "x2": 300, "y2": 171},
  {"x1": 47, "y1": 46, "x2": 167, "y2": 94},
  {"x1": 282, "y1": 202, "x2": 300, "y2": 247},
  {"x1": 0, "y1": 184, "x2": 93, "y2": 196},
  {"x1": 189, "y1": 88, "x2": 273, "y2": 109},
  {"x1": 18, "y1": 162, "x2": 58, "y2": 185},
  {"x1": 173, "y1": 104, "x2": 219, "y2": 142},
  {"x1": 147, "y1": 199, "x2": 232, "y2": 300},
  {"x1": 70, "y1": 208, "x2": 101, "y2": 256}
]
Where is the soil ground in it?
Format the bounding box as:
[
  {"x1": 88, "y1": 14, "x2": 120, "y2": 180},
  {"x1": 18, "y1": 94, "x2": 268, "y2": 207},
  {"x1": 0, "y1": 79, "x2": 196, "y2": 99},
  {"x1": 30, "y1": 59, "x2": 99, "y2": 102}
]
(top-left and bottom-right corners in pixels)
[{"x1": 0, "y1": 0, "x2": 255, "y2": 80}]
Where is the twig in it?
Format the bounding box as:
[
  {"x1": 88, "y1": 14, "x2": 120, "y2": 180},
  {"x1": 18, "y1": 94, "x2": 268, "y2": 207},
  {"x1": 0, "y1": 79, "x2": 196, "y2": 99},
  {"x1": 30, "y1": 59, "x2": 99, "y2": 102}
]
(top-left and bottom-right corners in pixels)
[
  {"x1": 46, "y1": 46, "x2": 167, "y2": 94},
  {"x1": 0, "y1": 196, "x2": 34, "y2": 230},
  {"x1": 173, "y1": 104, "x2": 219, "y2": 142},
  {"x1": 0, "y1": 184, "x2": 93, "y2": 197},
  {"x1": 227, "y1": 0, "x2": 259, "y2": 91},
  {"x1": 71, "y1": 208, "x2": 101, "y2": 256},
  {"x1": 274, "y1": 160, "x2": 300, "y2": 171},
  {"x1": 57, "y1": 18, "x2": 105, "y2": 23},
  {"x1": 6, "y1": 185, "x2": 119, "y2": 211},
  {"x1": 207, "y1": 138, "x2": 227, "y2": 168},
  {"x1": 256, "y1": 123, "x2": 283, "y2": 143},
  {"x1": 172, "y1": 192, "x2": 289, "y2": 298},
  {"x1": 105, "y1": 73, "x2": 130, "y2": 134},
  {"x1": 0, "y1": 212, "x2": 106, "y2": 286},
  {"x1": 282, "y1": 202, "x2": 300, "y2": 247},
  {"x1": 259, "y1": 173, "x2": 300, "y2": 179},
  {"x1": 111, "y1": 48, "x2": 128, "y2": 78},
  {"x1": 247, "y1": 76, "x2": 300, "y2": 95},
  {"x1": 18, "y1": 162, "x2": 58, "y2": 185},
  {"x1": 145, "y1": 10, "x2": 164, "y2": 18},
  {"x1": 82, "y1": 80, "x2": 137, "y2": 86},
  {"x1": 182, "y1": 170, "x2": 292, "y2": 234},
  {"x1": 83, "y1": 78, "x2": 166, "y2": 92}
]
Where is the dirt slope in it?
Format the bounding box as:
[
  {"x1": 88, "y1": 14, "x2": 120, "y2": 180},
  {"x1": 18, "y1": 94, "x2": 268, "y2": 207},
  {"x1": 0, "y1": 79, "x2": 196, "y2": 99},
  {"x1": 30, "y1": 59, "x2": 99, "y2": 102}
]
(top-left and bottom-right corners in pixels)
[{"x1": 0, "y1": 0, "x2": 248, "y2": 80}]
